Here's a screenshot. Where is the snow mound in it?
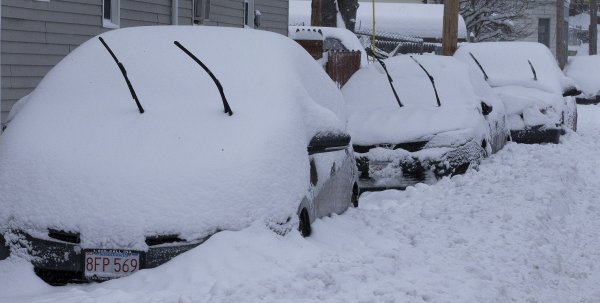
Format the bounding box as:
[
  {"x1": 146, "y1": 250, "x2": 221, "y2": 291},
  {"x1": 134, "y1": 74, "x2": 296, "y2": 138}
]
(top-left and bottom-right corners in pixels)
[
  {"x1": 0, "y1": 26, "x2": 346, "y2": 249},
  {"x1": 565, "y1": 55, "x2": 600, "y2": 98},
  {"x1": 342, "y1": 55, "x2": 486, "y2": 146}
]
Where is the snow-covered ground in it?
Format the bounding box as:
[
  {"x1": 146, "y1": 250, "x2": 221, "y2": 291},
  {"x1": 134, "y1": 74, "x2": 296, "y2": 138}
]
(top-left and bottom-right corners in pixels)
[{"x1": 4, "y1": 106, "x2": 600, "y2": 302}]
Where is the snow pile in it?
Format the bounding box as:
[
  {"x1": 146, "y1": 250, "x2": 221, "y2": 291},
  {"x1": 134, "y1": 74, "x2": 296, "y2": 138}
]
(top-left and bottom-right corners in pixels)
[
  {"x1": 455, "y1": 42, "x2": 573, "y2": 130},
  {"x1": 0, "y1": 26, "x2": 346, "y2": 249},
  {"x1": 5, "y1": 105, "x2": 600, "y2": 303},
  {"x1": 342, "y1": 55, "x2": 487, "y2": 146},
  {"x1": 289, "y1": 1, "x2": 468, "y2": 40},
  {"x1": 289, "y1": 26, "x2": 369, "y2": 67},
  {"x1": 565, "y1": 55, "x2": 600, "y2": 98}
]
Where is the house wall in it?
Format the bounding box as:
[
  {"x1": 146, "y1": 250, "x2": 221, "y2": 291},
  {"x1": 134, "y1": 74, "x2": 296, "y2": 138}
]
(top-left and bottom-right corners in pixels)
[
  {"x1": 255, "y1": 0, "x2": 288, "y2": 35},
  {"x1": 517, "y1": 1, "x2": 558, "y2": 54}
]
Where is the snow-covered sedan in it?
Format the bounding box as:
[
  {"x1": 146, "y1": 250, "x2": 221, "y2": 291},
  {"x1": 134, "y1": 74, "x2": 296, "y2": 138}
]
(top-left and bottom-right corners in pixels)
[
  {"x1": 343, "y1": 54, "x2": 500, "y2": 191},
  {"x1": 0, "y1": 26, "x2": 358, "y2": 285},
  {"x1": 455, "y1": 42, "x2": 579, "y2": 144}
]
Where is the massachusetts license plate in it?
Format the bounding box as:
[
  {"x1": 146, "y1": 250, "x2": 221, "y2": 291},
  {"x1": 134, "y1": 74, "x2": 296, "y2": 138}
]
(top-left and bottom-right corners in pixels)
[{"x1": 84, "y1": 249, "x2": 140, "y2": 280}]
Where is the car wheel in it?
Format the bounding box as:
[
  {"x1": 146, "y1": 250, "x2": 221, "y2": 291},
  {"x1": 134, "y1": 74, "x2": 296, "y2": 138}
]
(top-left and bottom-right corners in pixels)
[
  {"x1": 352, "y1": 184, "x2": 359, "y2": 208},
  {"x1": 298, "y1": 208, "x2": 311, "y2": 237}
]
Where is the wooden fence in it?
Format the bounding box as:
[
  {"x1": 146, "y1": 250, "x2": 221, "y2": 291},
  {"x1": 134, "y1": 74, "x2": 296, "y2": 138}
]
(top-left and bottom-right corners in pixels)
[{"x1": 326, "y1": 50, "x2": 362, "y2": 87}]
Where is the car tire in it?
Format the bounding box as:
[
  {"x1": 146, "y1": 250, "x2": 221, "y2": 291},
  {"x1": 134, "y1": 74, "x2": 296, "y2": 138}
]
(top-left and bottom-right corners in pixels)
[{"x1": 298, "y1": 208, "x2": 311, "y2": 237}]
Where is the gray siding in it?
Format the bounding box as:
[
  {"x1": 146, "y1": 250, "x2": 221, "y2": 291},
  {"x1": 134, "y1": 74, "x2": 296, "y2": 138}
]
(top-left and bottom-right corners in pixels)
[
  {"x1": 204, "y1": 0, "x2": 244, "y2": 28},
  {"x1": 255, "y1": 0, "x2": 287, "y2": 35},
  {"x1": 1, "y1": 0, "x2": 194, "y2": 124}
]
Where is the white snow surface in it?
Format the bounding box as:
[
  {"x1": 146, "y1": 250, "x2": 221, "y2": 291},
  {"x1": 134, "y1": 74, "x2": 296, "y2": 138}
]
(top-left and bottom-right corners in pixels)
[
  {"x1": 342, "y1": 55, "x2": 487, "y2": 146},
  {"x1": 565, "y1": 55, "x2": 600, "y2": 98},
  {"x1": 289, "y1": 1, "x2": 468, "y2": 40},
  {"x1": 0, "y1": 26, "x2": 347, "y2": 249},
  {"x1": 4, "y1": 103, "x2": 600, "y2": 303},
  {"x1": 455, "y1": 42, "x2": 574, "y2": 129},
  {"x1": 289, "y1": 26, "x2": 369, "y2": 67}
]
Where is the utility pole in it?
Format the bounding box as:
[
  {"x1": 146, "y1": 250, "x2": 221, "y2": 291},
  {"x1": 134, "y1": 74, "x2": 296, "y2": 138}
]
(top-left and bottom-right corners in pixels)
[
  {"x1": 591, "y1": 0, "x2": 598, "y2": 55},
  {"x1": 442, "y1": 0, "x2": 459, "y2": 56}
]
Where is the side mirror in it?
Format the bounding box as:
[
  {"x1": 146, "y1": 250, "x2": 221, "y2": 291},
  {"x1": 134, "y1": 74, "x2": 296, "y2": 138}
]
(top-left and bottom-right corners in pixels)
[
  {"x1": 563, "y1": 87, "x2": 582, "y2": 97},
  {"x1": 308, "y1": 132, "x2": 351, "y2": 155},
  {"x1": 481, "y1": 101, "x2": 493, "y2": 116}
]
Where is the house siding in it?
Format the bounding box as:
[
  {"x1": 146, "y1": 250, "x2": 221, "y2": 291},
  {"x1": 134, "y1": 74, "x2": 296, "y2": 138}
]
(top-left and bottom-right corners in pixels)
[
  {"x1": 0, "y1": 0, "x2": 195, "y2": 124},
  {"x1": 255, "y1": 0, "x2": 288, "y2": 35}
]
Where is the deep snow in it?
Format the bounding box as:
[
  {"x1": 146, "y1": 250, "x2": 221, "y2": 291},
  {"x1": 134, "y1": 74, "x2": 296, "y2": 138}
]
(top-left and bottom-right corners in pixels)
[{"x1": 4, "y1": 105, "x2": 600, "y2": 302}]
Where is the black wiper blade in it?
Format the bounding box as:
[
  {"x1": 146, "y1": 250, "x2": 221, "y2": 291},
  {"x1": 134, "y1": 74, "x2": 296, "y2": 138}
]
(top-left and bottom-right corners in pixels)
[
  {"x1": 469, "y1": 52, "x2": 489, "y2": 81},
  {"x1": 365, "y1": 48, "x2": 403, "y2": 108},
  {"x1": 528, "y1": 60, "x2": 538, "y2": 81},
  {"x1": 174, "y1": 41, "x2": 233, "y2": 116},
  {"x1": 98, "y1": 37, "x2": 145, "y2": 114},
  {"x1": 410, "y1": 56, "x2": 441, "y2": 107}
]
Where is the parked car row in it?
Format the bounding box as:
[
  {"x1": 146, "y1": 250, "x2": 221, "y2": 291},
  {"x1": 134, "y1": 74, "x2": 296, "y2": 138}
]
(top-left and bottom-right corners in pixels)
[{"x1": 0, "y1": 26, "x2": 580, "y2": 285}]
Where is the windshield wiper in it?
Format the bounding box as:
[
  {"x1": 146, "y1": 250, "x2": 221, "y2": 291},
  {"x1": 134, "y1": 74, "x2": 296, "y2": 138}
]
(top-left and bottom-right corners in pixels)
[
  {"x1": 174, "y1": 41, "x2": 233, "y2": 116},
  {"x1": 365, "y1": 48, "x2": 403, "y2": 108},
  {"x1": 410, "y1": 56, "x2": 441, "y2": 107},
  {"x1": 98, "y1": 37, "x2": 145, "y2": 114},
  {"x1": 528, "y1": 60, "x2": 538, "y2": 81},
  {"x1": 469, "y1": 52, "x2": 489, "y2": 81}
]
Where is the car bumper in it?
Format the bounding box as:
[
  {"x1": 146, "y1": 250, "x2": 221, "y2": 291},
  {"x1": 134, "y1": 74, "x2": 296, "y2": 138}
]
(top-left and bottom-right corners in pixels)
[
  {"x1": 510, "y1": 126, "x2": 561, "y2": 144},
  {"x1": 2, "y1": 231, "x2": 205, "y2": 285},
  {"x1": 355, "y1": 139, "x2": 485, "y2": 192}
]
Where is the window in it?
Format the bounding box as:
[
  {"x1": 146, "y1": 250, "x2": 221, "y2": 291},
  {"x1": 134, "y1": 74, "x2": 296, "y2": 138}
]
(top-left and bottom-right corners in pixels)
[
  {"x1": 193, "y1": 0, "x2": 211, "y2": 24},
  {"x1": 103, "y1": 0, "x2": 120, "y2": 28},
  {"x1": 538, "y1": 18, "x2": 550, "y2": 48},
  {"x1": 244, "y1": 0, "x2": 255, "y2": 27}
]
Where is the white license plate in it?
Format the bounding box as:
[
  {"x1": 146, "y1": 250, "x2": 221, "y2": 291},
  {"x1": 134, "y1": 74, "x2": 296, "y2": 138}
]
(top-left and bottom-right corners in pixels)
[{"x1": 84, "y1": 249, "x2": 140, "y2": 280}]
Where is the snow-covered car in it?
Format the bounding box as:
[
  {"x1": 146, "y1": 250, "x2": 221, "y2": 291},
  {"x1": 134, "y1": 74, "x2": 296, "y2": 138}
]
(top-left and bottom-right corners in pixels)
[
  {"x1": 342, "y1": 54, "x2": 497, "y2": 191},
  {"x1": 455, "y1": 42, "x2": 580, "y2": 144},
  {"x1": 0, "y1": 26, "x2": 358, "y2": 284},
  {"x1": 564, "y1": 55, "x2": 600, "y2": 104}
]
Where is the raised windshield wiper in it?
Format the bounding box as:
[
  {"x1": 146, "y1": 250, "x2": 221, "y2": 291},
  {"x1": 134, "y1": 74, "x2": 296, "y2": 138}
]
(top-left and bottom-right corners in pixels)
[
  {"x1": 174, "y1": 41, "x2": 233, "y2": 116},
  {"x1": 528, "y1": 60, "x2": 538, "y2": 81},
  {"x1": 410, "y1": 56, "x2": 441, "y2": 107},
  {"x1": 365, "y1": 48, "x2": 403, "y2": 108},
  {"x1": 469, "y1": 52, "x2": 489, "y2": 81},
  {"x1": 98, "y1": 37, "x2": 145, "y2": 114}
]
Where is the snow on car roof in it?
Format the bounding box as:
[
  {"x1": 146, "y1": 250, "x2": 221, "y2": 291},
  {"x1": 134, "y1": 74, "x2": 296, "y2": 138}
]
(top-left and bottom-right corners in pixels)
[
  {"x1": 455, "y1": 42, "x2": 574, "y2": 94},
  {"x1": 342, "y1": 55, "x2": 486, "y2": 146},
  {"x1": 0, "y1": 26, "x2": 346, "y2": 249},
  {"x1": 289, "y1": 26, "x2": 369, "y2": 67},
  {"x1": 565, "y1": 55, "x2": 600, "y2": 98},
  {"x1": 289, "y1": 1, "x2": 468, "y2": 40}
]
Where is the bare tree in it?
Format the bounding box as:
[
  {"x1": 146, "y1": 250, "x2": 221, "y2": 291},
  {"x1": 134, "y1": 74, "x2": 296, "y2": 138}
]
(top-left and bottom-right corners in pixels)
[{"x1": 460, "y1": 0, "x2": 539, "y2": 42}]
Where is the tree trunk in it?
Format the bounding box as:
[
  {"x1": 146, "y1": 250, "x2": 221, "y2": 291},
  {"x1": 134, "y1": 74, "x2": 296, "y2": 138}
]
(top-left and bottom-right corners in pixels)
[
  {"x1": 591, "y1": 0, "x2": 598, "y2": 55},
  {"x1": 311, "y1": 0, "x2": 323, "y2": 26},
  {"x1": 311, "y1": 0, "x2": 338, "y2": 27},
  {"x1": 337, "y1": 0, "x2": 359, "y2": 32}
]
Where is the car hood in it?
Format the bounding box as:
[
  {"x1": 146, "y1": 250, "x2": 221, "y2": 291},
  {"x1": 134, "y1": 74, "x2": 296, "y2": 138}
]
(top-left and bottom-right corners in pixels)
[{"x1": 0, "y1": 26, "x2": 346, "y2": 249}]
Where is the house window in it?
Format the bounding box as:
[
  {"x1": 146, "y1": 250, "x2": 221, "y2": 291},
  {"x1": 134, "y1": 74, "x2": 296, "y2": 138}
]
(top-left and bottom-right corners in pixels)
[
  {"x1": 538, "y1": 18, "x2": 550, "y2": 48},
  {"x1": 103, "y1": 0, "x2": 120, "y2": 28},
  {"x1": 193, "y1": 0, "x2": 211, "y2": 24}
]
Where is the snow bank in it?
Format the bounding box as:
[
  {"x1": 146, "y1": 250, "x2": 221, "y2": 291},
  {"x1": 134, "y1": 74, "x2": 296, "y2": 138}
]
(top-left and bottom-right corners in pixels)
[
  {"x1": 5, "y1": 106, "x2": 600, "y2": 303},
  {"x1": 289, "y1": 26, "x2": 369, "y2": 67},
  {"x1": 289, "y1": 1, "x2": 468, "y2": 40},
  {"x1": 342, "y1": 55, "x2": 487, "y2": 146},
  {"x1": 565, "y1": 55, "x2": 600, "y2": 98},
  {"x1": 0, "y1": 26, "x2": 346, "y2": 249}
]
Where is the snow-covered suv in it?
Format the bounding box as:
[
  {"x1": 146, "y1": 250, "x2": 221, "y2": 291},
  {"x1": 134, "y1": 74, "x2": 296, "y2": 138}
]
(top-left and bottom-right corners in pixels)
[
  {"x1": 0, "y1": 26, "x2": 358, "y2": 284},
  {"x1": 455, "y1": 42, "x2": 579, "y2": 144},
  {"x1": 342, "y1": 54, "x2": 500, "y2": 191}
]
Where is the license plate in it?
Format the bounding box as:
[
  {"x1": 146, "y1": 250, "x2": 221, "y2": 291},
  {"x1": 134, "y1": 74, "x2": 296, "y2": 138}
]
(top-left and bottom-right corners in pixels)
[{"x1": 84, "y1": 249, "x2": 140, "y2": 280}]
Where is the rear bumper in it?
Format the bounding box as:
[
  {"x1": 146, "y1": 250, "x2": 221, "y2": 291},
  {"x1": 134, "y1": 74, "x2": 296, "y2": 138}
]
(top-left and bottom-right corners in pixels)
[
  {"x1": 3, "y1": 231, "x2": 205, "y2": 285},
  {"x1": 510, "y1": 126, "x2": 561, "y2": 144},
  {"x1": 356, "y1": 139, "x2": 485, "y2": 192}
]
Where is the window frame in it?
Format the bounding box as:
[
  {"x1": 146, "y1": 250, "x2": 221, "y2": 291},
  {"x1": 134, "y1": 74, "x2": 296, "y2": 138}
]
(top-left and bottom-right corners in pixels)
[{"x1": 103, "y1": 0, "x2": 120, "y2": 28}]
